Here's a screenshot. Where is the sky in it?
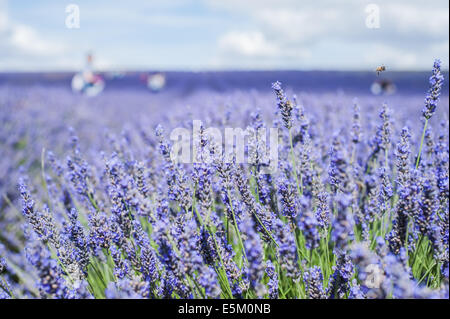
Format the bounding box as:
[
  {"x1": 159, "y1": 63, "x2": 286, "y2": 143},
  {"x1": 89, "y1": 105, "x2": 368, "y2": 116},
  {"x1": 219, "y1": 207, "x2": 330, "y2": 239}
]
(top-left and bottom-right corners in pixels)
[{"x1": 0, "y1": 0, "x2": 448, "y2": 71}]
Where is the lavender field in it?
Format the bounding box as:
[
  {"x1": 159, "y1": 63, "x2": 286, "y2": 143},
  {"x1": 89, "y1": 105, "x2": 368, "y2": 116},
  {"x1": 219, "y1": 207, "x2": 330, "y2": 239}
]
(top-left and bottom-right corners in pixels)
[{"x1": 0, "y1": 63, "x2": 448, "y2": 299}]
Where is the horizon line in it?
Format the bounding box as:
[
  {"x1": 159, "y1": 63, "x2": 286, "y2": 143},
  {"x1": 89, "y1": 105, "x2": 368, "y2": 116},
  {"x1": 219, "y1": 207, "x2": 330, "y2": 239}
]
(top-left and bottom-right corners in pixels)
[{"x1": 1, "y1": 68, "x2": 449, "y2": 74}]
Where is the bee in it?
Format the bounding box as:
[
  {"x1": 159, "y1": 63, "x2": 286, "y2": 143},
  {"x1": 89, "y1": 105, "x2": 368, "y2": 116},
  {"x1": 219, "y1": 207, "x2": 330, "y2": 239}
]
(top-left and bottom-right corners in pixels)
[{"x1": 376, "y1": 65, "x2": 386, "y2": 76}]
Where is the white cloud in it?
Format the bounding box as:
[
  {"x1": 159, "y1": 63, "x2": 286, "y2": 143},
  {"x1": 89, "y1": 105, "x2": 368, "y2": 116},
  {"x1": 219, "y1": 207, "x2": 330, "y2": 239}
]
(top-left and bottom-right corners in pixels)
[
  {"x1": 209, "y1": 0, "x2": 449, "y2": 70},
  {"x1": 0, "y1": 9, "x2": 8, "y2": 31},
  {"x1": 218, "y1": 31, "x2": 279, "y2": 57},
  {"x1": 215, "y1": 29, "x2": 312, "y2": 69},
  {"x1": 0, "y1": 5, "x2": 71, "y2": 70},
  {"x1": 9, "y1": 24, "x2": 66, "y2": 56},
  {"x1": 0, "y1": 0, "x2": 448, "y2": 71},
  {"x1": 363, "y1": 44, "x2": 418, "y2": 69},
  {"x1": 385, "y1": 3, "x2": 449, "y2": 37},
  {"x1": 255, "y1": 8, "x2": 342, "y2": 43}
]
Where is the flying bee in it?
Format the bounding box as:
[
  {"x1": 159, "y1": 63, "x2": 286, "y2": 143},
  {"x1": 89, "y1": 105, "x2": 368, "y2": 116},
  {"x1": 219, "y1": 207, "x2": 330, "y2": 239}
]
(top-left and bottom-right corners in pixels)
[{"x1": 376, "y1": 65, "x2": 386, "y2": 76}]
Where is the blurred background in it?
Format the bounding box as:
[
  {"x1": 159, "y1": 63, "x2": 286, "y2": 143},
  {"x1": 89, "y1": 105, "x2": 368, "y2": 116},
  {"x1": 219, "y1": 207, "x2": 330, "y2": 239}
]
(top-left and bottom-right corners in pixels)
[{"x1": 0, "y1": 0, "x2": 449, "y2": 93}]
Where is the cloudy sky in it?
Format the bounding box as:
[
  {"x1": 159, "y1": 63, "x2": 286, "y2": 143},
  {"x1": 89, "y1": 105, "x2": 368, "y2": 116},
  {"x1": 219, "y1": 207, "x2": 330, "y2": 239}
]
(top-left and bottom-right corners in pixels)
[{"x1": 0, "y1": 0, "x2": 448, "y2": 71}]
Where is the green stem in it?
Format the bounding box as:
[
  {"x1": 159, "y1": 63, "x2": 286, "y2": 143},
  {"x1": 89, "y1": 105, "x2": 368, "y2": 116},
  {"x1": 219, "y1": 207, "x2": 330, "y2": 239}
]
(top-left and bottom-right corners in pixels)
[
  {"x1": 288, "y1": 128, "x2": 303, "y2": 196},
  {"x1": 0, "y1": 276, "x2": 15, "y2": 298},
  {"x1": 87, "y1": 192, "x2": 99, "y2": 211},
  {"x1": 226, "y1": 218, "x2": 230, "y2": 244},
  {"x1": 227, "y1": 189, "x2": 248, "y2": 263},
  {"x1": 308, "y1": 248, "x2": 313, "y2": 269},
  {"x1": 416, "y1": 119, "x2": 428, "y2": 169},
  {"x1": 291, "y1": 223, "x2": 305, "y2": 271},
  {"x1": 193, "y1": 206, "x2": 234, "y2": 296},
  {"x1": 252, "y1": 212, "x2": 279, "y2": 247},
  {"x1": 410, "y1": 235, "x2": 424, "y2": 268}
]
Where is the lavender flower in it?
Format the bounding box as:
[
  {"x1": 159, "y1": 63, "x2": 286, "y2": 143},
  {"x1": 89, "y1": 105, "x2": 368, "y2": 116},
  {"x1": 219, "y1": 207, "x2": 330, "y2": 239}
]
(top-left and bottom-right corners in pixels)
[
  {"x1": 423, "y1": 59, "x2": 444, "y2": 120},
  {"x1": 363, "y1": 174, "x2": 380, "y2": 238},
  {"x1": 110, "y1": 245, "x2": 130, "y2": 279},
  {"x1": 67, "y1": 280, "x2": 94, "y2": 299},
  {"x1": 304, "y1": 266, "x2": 327, "y2": 299},
  {"x1": 348, "y1": 279, "x2": 365, "y2": 299},
  {"x1": 235, "y1": 166, "x2": 275, "y2": 241},
  {"x1": 387, "y1": 127, "x2": 415, "y2": 255},
  {"x1": 435, "y1": 122, "x2": 449, "y2": 206},
  {"x1": 0, "y1": 257, "x2": 5, "y2": 274},
  {"x1": 88, "y1": 211, "x2": 111, "y2": 250},
  {"x1": 25, "y1": 241, "x2": 68, "y2": 299},
  {"x1": 240, "y1": 216, "x2": 264, "y2": 291},
  {"x1": 265, "y1": 260, "x2": 279, "y2": 299},
  {"x1": 327, "y1": 252, "x2": 353, "y2": 299},
  {"x1": 197, "y1": 265, "x2": 221, "y2": 298},
  {"x1": 199, "y1": 225, "x2": 218, "y2": 266},
  {"x1": 157, "y1": 270, "x2": 176, "y2": 299},
  {"x1": 375, "y1": 103, "x2": 392, "y2": 154},
  {"x1": 132, "y1": 220, "x2": 160, "y2": 286},
  {"x1": 272, "y1": 81, "x2": 293, "y2": 129},
  {"x1": 378, "y1": 166, "x2": 393, "y2": 211},
  {"x1": 105, "y1": 277, "x2": 150, "y2": 299},
  {"x1": 350, "y1": 243, "x2": 386, "y2": 298},
  {"x1": 156, "y1": 125, "x2": 193, "y2": 211},
  {"x1": 277, "y1": 175, "x2": 298, "y2": 221},
  {"x1": 19, "y1": 181, "x2": 54, "y2": 242},
  {"x1": 315, "y1": 191, "x2": 331, "y2": 230},
  {"x1": 417, "y1": 173, "x2": 438, "y2": 237},
  {"x1": 274, "y1": 219, "x2": 299, "y2": 279},
  {"x1": 297, "y1": 197, "x2": 320, "y2": 250},
  {"x1": 331, "y1": 194, "x2": 354, "y2": 252},
  {"x1": 63, "y1": 208, "x2": 90, "y2": 273},
  {"x1": 351, "y1": 99, "x2": 362, "y2": 145},
  {"x1": 328, "y1": 132, "x2": 351, "y2": 194}
]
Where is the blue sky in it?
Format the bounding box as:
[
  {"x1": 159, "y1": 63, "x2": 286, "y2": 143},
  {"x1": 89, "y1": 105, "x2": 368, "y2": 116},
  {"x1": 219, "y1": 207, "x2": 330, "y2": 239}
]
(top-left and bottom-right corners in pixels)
[{"x1": 0, "y1": 0, "x2": 448, "y2": 71}]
